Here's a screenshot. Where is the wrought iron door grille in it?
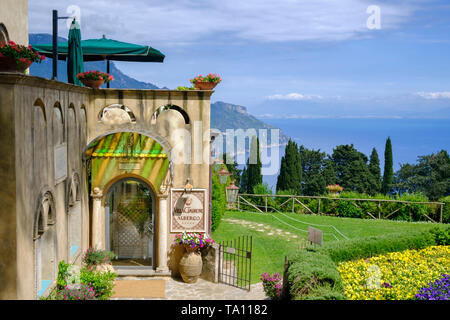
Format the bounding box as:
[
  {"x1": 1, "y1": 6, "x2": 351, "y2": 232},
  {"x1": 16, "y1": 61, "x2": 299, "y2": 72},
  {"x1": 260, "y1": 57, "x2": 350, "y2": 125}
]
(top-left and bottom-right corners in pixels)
[{"x1": 218, "y1": 236, "x2": 252, "y2": 291}]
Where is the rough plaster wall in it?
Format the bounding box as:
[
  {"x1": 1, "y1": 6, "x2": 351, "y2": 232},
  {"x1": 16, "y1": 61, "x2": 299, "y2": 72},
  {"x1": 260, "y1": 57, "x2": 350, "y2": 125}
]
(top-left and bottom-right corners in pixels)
[
  {"x1": 9, "y1": 80, "x2": 90, "y2": 299},
  {"x1": 0, "y1": 0, "x2": 28, "y2": 45},
  {"x1": 0, "y1": 84, "x2": 17, "y2": 299}
]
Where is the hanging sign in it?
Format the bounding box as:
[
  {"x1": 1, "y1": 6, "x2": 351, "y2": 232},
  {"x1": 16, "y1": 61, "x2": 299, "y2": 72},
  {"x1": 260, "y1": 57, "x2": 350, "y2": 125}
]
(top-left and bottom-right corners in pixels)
[{"x1": 170, "y1": 189, "x2": 207, "y2": 232}]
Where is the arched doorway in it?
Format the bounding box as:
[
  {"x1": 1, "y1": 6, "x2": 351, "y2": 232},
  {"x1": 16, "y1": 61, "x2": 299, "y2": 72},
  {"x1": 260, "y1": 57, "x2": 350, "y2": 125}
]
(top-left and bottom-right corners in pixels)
[{"x1": 105, "y1": 177, "x2": 156, "y2": 268}]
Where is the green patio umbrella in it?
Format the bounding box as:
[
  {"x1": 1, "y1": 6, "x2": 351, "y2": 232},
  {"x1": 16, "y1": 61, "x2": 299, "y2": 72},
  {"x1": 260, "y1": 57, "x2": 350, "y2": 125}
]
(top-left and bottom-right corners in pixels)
[
  {"x1": 33, "y1": 36, "x2": 164, "y2": 87},
  {"x1": 67, "y1": 19, "x2": 84, "y2": 85},
  {"x1": 33, "y1": 36, "x2": 165, "y2": 62}
]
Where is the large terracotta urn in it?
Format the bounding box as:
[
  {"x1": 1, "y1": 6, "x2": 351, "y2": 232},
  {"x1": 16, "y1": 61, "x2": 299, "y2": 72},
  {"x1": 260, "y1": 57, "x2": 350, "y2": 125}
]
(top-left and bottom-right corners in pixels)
[{"x1": 179, "y1": 246, "x2": 203, "y2": 283}]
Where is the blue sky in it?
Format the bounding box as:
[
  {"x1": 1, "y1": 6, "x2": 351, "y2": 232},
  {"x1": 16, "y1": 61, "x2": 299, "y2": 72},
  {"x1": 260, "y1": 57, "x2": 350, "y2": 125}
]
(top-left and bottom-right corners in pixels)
[{"x1": 28, "y1": 0, "x2": 450, "y2": 117}]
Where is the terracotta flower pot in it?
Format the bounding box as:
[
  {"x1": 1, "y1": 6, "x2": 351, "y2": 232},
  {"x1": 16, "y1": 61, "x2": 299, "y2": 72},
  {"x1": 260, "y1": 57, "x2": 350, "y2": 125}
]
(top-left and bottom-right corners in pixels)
[
  {"x1": 193, "y1": 81, "x2": 218, "y2": 90},
  {"x1": 80, "y1": 79, "x2": 105, "y2": 89},
  {"x1": 0, "y1": 56, "x2": 31, "y2": 73},
  {"x1": 179, "y1": 249, "x2": 203, "y2": 283}
]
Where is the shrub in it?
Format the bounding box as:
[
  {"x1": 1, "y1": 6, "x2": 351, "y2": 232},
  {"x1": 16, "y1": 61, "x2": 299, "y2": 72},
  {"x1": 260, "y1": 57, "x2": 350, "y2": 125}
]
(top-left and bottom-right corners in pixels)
[
  {"x1": 260, "y1": 272, "x2": 282, "y2": 300},
  {"x1": 287, "y1": 250, "x2": 345, "y2": 300},
  {"x1": 416, "y1": 274, "x2": 450, "y2": 300},
  {"x1": 57, "y1": 260, "x2": 71, "y2": 289},
  {"x1": 211, "y1": 174, "x2": 226, "y2": 232},
  {"x1": 395, "y1": 193, "x2": 431, "y2": 222},
  {"x1": 80, "y1": 267, "x2": 116, "y2": 300},
  {"x1": 428, "y1": 226, "x2": 450, "y2": 245},
  {"x1": 334, "y1": 200, "x2": 364, "y2": 219},
  {"x1": 438, "y1": 196, "x2": 450, "y2": 223},
  {"x1": 82, "y1": 247, "x2": 115, "y2": 268},
  {"x1": 320, "y1": 231, "x2": 436, "y2": 264},
  {"x1": 55, "y1": 284, "x2": 97, "y2": 300}
]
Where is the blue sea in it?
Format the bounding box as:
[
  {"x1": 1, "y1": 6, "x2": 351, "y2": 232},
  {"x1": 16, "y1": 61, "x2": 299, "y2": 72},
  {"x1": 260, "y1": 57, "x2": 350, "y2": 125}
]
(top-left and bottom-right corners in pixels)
[{"x1": 260, "y1": 118, "x2": 450, "y2": 190}]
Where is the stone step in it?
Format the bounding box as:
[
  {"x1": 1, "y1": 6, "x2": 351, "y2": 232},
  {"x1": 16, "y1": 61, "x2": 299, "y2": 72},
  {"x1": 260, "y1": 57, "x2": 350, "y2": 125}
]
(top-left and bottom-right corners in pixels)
[{"x1": 114, "y1": 266, "x2": 171, "y2": 277}]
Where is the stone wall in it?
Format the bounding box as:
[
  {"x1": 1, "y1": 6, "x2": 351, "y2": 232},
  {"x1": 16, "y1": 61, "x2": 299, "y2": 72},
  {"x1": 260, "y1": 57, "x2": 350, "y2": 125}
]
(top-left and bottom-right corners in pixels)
[{"x1": 0, "y1": 73, "x2": 213, "y2": 299}]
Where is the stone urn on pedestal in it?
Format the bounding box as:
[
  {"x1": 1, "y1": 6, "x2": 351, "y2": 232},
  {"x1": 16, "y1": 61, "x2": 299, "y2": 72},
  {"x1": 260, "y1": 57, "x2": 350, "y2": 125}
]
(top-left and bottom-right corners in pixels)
[{"x1": 179, "y1": 245, "x2": 203, "y2": 283}]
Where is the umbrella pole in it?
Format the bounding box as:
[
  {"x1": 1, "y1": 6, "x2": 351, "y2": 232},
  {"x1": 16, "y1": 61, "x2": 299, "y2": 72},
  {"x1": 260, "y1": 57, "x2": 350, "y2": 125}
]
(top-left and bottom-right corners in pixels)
[
  {"x1": 107, "y1": 59, "x2": 110, "y2": 88},
  {"x1": 52, "y1": 10, "x2": 58, "y2": 80}
]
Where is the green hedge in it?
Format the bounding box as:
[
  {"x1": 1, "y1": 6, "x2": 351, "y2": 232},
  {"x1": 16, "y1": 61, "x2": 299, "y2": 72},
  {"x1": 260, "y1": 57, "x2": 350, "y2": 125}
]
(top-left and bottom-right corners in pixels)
[
  {"x1": 286, "y1": 226, "x2": 450, "y2": 300},
  {"x1": 287, "y1": 251, "x2": 346, "y2": 300},
  {"x1": 319, "y1": 230, "x2": 437, "y2": 264}
]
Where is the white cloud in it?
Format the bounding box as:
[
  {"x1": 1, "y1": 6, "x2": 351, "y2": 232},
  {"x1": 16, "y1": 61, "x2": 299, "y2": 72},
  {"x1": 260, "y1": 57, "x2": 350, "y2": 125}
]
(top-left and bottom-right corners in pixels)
[
  {"x1": 28, "y1": 0, "x2": 417, "y2": 46},
  {"x1": 416, "y1": 92, "x2": 450, "y2": 99},
  {"x1": 266, "y1": 93, "x2": 323, "y2": 100}
]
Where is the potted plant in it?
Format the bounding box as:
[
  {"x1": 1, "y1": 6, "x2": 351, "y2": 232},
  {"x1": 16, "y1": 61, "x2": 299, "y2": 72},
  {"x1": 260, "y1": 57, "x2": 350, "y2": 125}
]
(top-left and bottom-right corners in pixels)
[
  {"x1": 82, "y1": 247, "x2": 115, "y2": 273},
  {"x1": 0, "y1": 41, "x2": 45, "y2": 73},
  {"x1": 190, "y1": 73, "x2": 222, "y2": 90},
  {"x1": 76, "y1": 70, "x2": 114, "y2": 89},
  {"x1": 326, "y1": 184, "x2": 343, "y2": 196},
  {"x1": 174, "y1": 232, "x2": 215, "y2": 283}
]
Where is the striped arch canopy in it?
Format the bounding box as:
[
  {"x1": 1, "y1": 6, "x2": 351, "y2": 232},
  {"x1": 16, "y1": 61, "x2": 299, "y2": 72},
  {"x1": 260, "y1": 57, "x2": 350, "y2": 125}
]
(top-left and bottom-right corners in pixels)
[{"x1": 85, "y1": 132, "x2": 170, "y2": 192}]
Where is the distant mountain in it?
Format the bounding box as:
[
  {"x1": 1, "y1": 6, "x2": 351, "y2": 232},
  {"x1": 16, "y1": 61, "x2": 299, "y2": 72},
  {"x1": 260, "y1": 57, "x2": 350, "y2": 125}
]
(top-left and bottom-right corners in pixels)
[
  {"x1": 211, "y1": 101, "x2": 289, "y2": 144},
  {"x1": 29, "y1": 33, "x2": 160, "y2": 89}
]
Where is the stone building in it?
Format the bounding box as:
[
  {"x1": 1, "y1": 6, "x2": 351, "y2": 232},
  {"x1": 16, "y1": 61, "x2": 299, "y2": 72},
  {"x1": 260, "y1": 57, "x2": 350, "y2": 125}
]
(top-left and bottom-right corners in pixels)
[{"x1": 0, "y1": 2, "x2": 214, "y2": 300}]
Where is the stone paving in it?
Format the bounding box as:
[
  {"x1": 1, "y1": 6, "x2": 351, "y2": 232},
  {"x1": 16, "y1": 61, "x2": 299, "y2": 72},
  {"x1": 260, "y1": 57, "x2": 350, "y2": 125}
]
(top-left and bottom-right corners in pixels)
[{"x1": 111, "y1": 276, "x2": 268, "y2": 300}]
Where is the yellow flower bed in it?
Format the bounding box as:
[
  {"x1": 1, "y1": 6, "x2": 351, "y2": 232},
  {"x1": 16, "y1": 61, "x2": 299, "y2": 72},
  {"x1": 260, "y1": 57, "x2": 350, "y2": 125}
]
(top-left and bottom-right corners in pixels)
[{"x1": 337, "y1": 246, "x2": 450, "y2": 300}]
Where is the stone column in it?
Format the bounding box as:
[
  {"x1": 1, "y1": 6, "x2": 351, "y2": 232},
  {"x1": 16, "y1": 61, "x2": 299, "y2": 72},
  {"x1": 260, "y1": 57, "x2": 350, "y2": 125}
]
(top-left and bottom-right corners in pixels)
[
  {"x1": 157, "y1": 194, "x2": 169, "y2": 272},
  {"x1": 91, "y1": 187, "x2": 105, "y2": 250}
]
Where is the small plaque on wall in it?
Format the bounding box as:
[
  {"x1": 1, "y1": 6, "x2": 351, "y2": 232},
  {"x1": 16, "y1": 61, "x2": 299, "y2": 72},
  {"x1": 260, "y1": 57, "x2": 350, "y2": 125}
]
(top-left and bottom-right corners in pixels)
[
  {"x1": 54, "y1": 143, "x2": 67, "y2": 183},
  {"x1": 170, "y1": 189, "x2": 207, "y2": 233}
]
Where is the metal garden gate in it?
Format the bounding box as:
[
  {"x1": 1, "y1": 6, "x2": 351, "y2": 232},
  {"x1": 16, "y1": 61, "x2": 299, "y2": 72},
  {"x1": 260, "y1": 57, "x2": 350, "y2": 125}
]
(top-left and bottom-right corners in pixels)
[{"x1": 218, "y1": 235, "x2": 252, "y2": 291}]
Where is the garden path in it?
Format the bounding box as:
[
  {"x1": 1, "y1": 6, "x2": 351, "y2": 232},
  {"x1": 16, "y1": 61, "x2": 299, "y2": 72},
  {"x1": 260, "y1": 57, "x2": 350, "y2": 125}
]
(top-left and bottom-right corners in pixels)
[{"x1": 110, "y1": 277, "x2": 267, "y2": 300}]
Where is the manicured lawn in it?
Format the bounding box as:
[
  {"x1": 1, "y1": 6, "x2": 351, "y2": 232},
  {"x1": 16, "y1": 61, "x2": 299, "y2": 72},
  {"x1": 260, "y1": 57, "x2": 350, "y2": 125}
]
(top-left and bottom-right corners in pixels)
[{"x1": 211, "y1": 210, "x2": 446, "y2": 284}]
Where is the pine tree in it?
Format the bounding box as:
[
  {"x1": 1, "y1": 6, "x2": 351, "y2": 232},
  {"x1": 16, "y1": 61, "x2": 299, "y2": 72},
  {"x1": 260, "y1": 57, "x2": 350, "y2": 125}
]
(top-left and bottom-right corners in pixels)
[
  {"x1": 368, "y1": 148, "x2": 382, "y2": 195},
  {"x1": 276, "y1": 139, "x2": 302, "y2": 194},
  {"x1": 382, "y1": 137, "x2": 394, "y2": 194},
  {"x1": 246, "y1": 136, "x2": 262, "y2": 194}
]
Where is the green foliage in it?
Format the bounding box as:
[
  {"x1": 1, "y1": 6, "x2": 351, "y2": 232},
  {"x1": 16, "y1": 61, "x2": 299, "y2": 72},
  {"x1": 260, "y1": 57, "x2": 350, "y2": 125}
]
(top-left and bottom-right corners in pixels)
[
  {"x1": 211, "y1": 174, "x2": 226, "y2": 232},
  {"x1": 438, "y1": 195, "x2": 450, "y2": 223},
  {"x1": 394, "y1": 150, "x2": 450, "y2": 200},
  {"x1": 222, "y1": 153, "x2": 242, "y2": 187},
  {"x1": 82, "y1": 247, "x2": 115, "y2": 268},
  {"x1": 428, "y1": 226, "x2": 450, "y2": 245},
  {"x1": 331, "y1": 144, "x2": 373, "y2": 194},
  {"x1": 368, "y1": 148, "x2": 382, "y2": 195},
  {"x1": 334, "y1": 200, "x2": 364, "y2": 218},
  {"x1": 80, "y1": 267, "x2": 117, "y2": 300},
  {"x1": 394, "y1": 193, "x2": 430, "y2": 222},
  {"x1": 299, "y1": 146, "x2": 334, "y2": 196},
  {"x1": 176, "y1": 86, "x2": 195, "y2": 90},
  {"x1": 57, "y1": 260, "x2": 70, "y2": 289},
  {"x1": 382, "y1": 137, "x2": 394, "y2": 194},
  {"x1": 277, "y1": 139, "x2": 302, "y2": 194},
  {"x1": 318, "y1": 231, "x2": 436, "y2": 264},
  {"x1": 251, "y1": 183, "x2": 276, "y2": 209},
  {"x1": 246, "y1": 136, "x2": 262, "y2": 193},
  {"x1": 287, "y1": 251, "x2": 345, "y2": 300},
  {"x1": 240, "y1": 166, "x2": 248, "y2": 194}
]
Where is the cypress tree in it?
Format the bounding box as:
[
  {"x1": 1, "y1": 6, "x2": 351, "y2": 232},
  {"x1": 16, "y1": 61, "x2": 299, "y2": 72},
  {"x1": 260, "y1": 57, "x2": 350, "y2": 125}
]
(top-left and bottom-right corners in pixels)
[
  {"x1": 382, "y1": 137, "x2": 394, "y2": 194},
  {"x1": 368, "y1": 147, "x2": 382, "y2": 195},
  {"x1": 240, "y1": 166, "x2": 248, "y2": 194},
  {"x1": 246, "y1": 136, "x2": 262, "y2": 194},
  {"x1": 276, "y1": 139, "x2": 302, "y2": 194}
]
